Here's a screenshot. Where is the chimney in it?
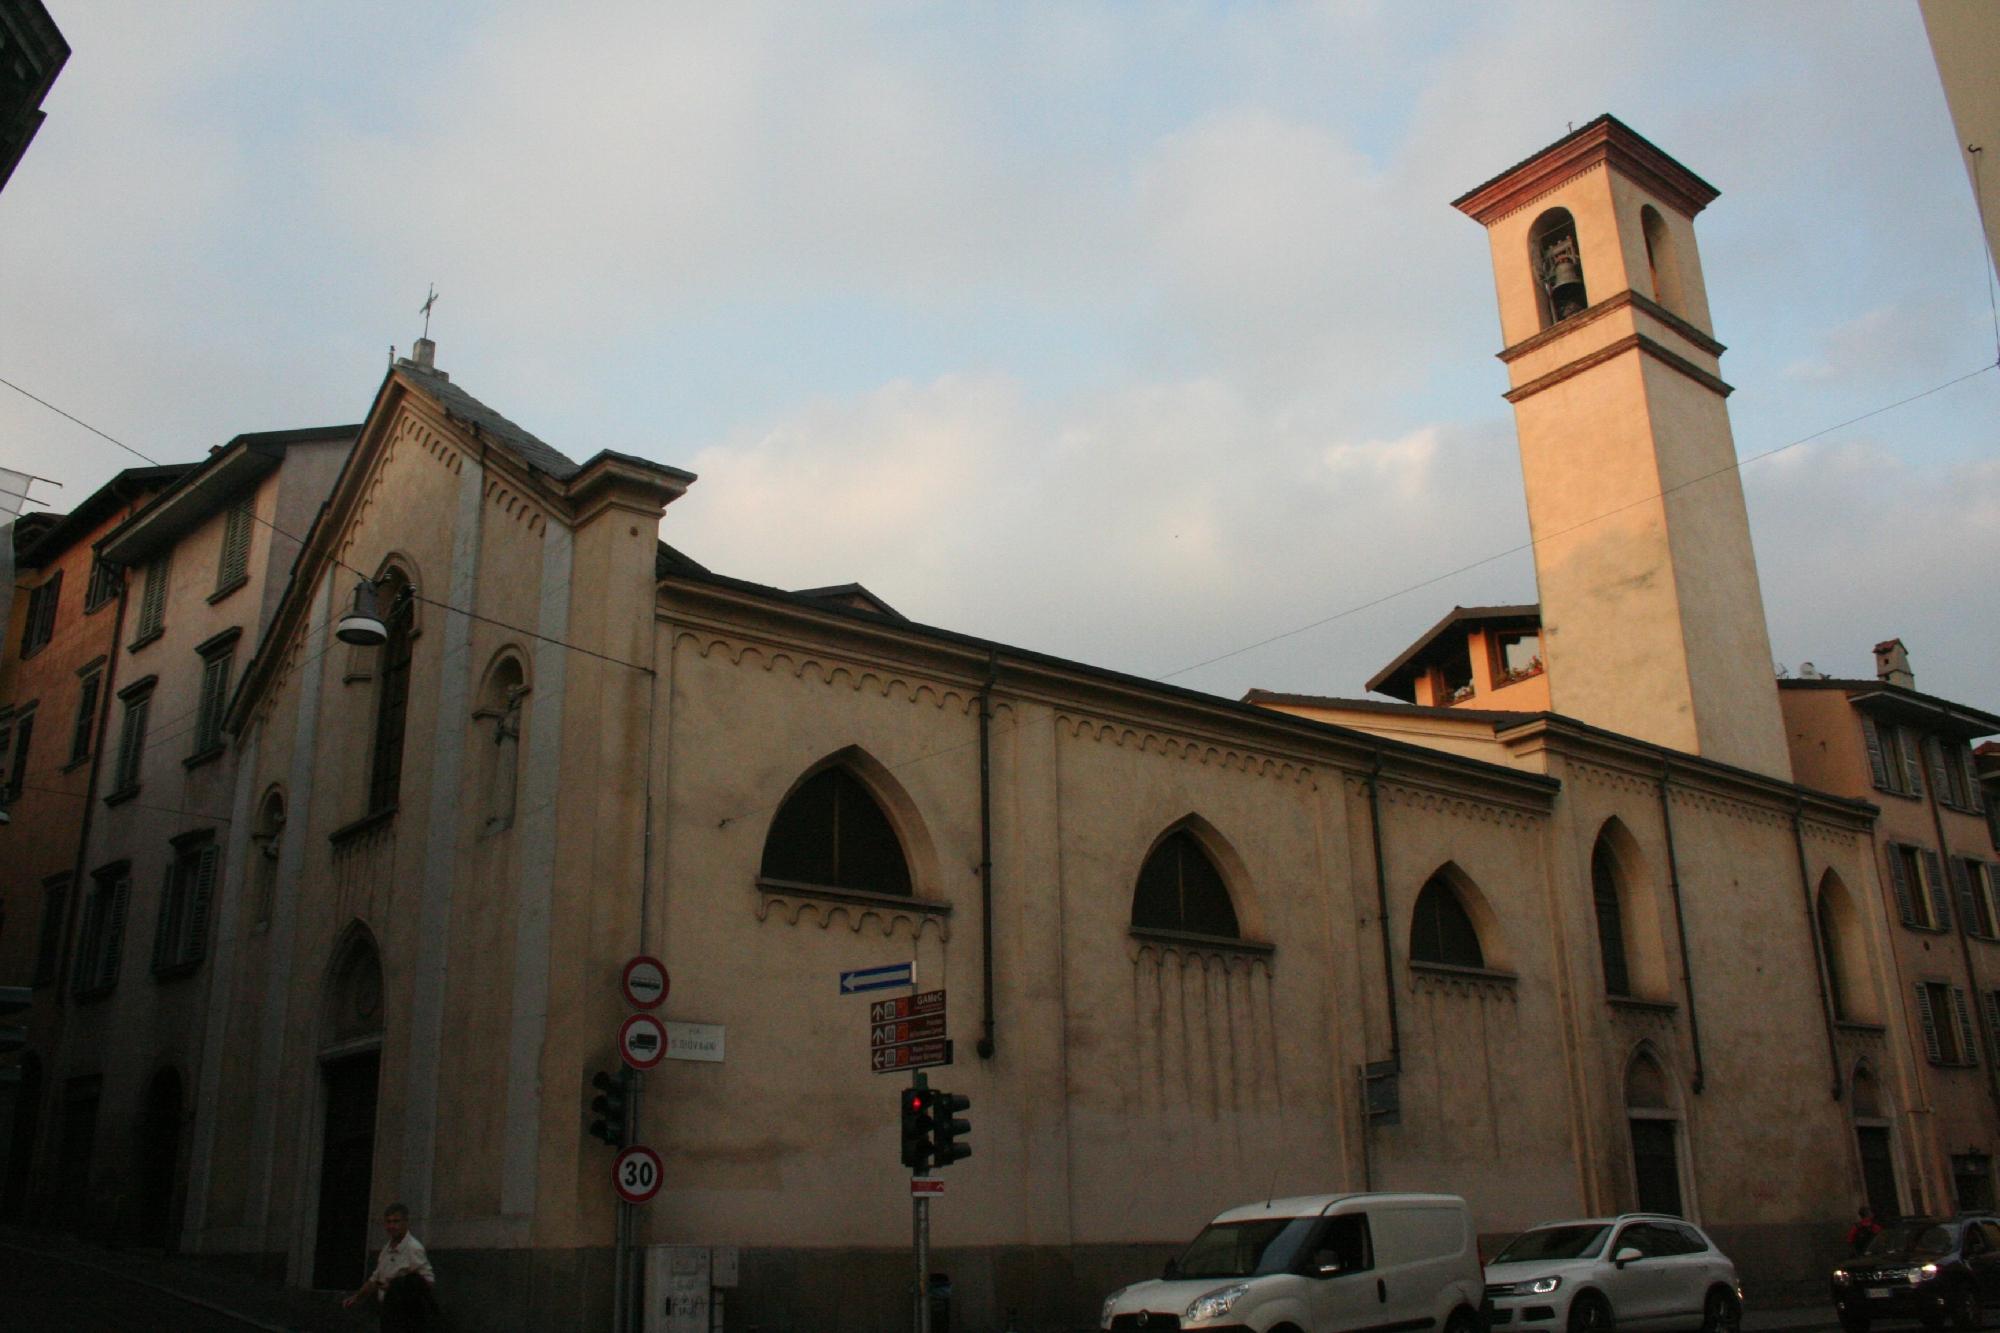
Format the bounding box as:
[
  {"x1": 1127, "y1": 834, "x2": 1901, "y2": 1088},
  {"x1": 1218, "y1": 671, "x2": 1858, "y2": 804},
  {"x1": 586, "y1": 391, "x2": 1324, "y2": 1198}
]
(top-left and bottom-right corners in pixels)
[{"x1": 1874, "y1": 638, "x2": 1913, "y2": 689}]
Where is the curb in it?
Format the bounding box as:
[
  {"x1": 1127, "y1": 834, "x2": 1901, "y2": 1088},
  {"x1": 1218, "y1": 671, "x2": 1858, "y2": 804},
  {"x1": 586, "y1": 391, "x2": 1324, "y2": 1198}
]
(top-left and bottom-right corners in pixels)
[{"x1": 0, "y1": 1239, "x2": 294, "y2": 1332}]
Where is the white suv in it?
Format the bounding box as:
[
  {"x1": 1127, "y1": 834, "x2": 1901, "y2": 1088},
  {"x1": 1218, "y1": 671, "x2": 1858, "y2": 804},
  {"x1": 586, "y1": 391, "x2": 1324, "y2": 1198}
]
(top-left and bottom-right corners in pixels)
[
  {"x1": 1484, "y1": 1215, "x2": 1742, "y2": 1333},
  {"x1": 1101, "y1": 1192, "x2": 1486, "y2": 1332}
]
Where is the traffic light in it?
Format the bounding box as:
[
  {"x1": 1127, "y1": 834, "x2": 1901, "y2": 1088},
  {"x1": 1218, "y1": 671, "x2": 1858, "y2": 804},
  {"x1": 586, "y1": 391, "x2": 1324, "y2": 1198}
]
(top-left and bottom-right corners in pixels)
[
  {"x1": 0, "y1": 987, "x2": 25, "y2": 1088},
  {"x1": 929, "y1": 1090, "x2": 971, "y2": 1168},
  {"x1": 901, "y1": 1085, "x2": 935, "y2": 1171},
  {"x1": 589, "y1": 1068, "x2": 631, "y2": 1147}
]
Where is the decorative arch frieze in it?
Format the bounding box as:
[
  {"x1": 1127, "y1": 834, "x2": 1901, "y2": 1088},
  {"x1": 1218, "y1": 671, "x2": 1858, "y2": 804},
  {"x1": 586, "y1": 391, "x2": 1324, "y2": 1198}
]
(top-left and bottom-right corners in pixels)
[
  {"x1": 752, "y1": 891, "x2": 949, "y2": 942},
  {"x1": 672, "y1": 631, "x2": 994, "y2": 718},
  {"x1": 1054, "y1": 712, "x2": 1310, "y2": 786},
  {"x1": 1381, "y1": 782, "x2": 1541, "y2": 832}
]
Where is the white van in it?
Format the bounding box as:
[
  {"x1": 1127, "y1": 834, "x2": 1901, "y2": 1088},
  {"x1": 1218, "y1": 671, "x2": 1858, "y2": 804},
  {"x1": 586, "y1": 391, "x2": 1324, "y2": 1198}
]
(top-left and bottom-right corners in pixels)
[{"x1": 1101, "y1": 1192, "x2": 1486, "y2": 1333}]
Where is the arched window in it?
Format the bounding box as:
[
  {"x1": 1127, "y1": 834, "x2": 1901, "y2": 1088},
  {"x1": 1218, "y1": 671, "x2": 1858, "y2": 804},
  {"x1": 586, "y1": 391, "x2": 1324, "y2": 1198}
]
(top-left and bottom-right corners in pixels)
[
  {"x1": 367, "y1": 568, "x2": 415, "y2": 815},
  {"x1": 1410, "y1": 873, "x2": 1484, "y2": 969},
  {"x1": 1640, "y1": 205, "x2": 1685, "y2": 315},
  {"x1": 1593, "y1": 838, "x2": 1630, "y2": 996},
  {"x1": 251, "y1": 788, "x2": 285, "y2": 928},
  {"x1": 1132, "y1": 827, "x2": 1239, "y2": 938},
  {"x1": 1529, "y1": 207, "x2": 1588, "y2": 327},
  {"x1": 473, "y1": 653, "x2": 528, "y2": 833},
  {"x1": 760, "y1": 766, "x2": 912, "y2": 896},
  {"x1": 1625, "y1": 1049, "x2": 1685, "y2": 1217}
]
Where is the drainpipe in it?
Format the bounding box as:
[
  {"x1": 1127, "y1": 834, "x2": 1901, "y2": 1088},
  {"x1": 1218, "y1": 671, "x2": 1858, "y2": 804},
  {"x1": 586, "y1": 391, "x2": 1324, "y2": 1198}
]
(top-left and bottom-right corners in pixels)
[
  {"x1": 1367, "y1": 753, "x2": 1401, "y2": 1072},
  {"x1": 977, "y1": 653, "x2": 997, "y2": 1060},
  {"x1": 1921, "y1": 705, "x2": 2000, "y2": 1115},
  {"x1": 1657, "y1": 764, "x2": 1705, "y2": 1093},
  {"x1": 1793, "y1": 800, "x2": 1846, "y2": 1100}
]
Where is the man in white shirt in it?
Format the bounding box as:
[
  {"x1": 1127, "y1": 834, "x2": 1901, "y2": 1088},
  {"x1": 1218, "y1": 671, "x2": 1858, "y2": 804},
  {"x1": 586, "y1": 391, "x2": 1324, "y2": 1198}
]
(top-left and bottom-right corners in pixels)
[{"x1": 343, "y1": 1202, "x2": 438, "y2": 1330}]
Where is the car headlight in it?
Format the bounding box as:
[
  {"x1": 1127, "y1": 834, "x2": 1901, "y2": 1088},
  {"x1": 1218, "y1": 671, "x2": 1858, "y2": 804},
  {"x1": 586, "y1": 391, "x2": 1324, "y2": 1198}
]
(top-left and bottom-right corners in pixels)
[
  {"x1": 1525, "y1": 1276, "x2": 1562, "y2": 1295},
  {"x1": 1918, "y1": 1264, "x2": 1940, "y2": 1281},
  {"x1": 1834, "y1": 1270, "x2": 1851, "y2": 1288},
  {"x1": 1186, "y1": 1283, "x2": 1251, "y2": 1321}
]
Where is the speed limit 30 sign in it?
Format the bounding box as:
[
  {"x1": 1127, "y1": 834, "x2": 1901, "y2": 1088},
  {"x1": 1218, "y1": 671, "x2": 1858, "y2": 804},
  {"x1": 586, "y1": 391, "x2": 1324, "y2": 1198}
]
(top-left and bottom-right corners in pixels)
[{"x1": 613, "y1": 1145, "x2": 663, "y2": 1204}]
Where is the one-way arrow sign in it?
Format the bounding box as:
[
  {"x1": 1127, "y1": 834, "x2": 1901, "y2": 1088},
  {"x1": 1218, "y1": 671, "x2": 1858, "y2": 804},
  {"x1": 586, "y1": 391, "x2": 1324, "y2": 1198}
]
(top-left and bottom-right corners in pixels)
[{"x1": 839, "y1": 962, "x2": 913, "y2": 995}]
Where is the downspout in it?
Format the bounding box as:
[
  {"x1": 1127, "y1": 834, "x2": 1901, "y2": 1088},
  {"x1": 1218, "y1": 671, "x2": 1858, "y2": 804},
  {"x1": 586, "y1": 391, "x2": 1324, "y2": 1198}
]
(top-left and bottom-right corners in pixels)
[
  {"x1": 1922, "y1": 704, "x2": 2000, "y2": 1115},
  {"x1": 976, "y1": 652, "x2": 997, "y2": 1060},
  {"x1": 1657, "y1": 763, "x2": 1705, "y2": 1093},
  {"x1": 1367, "y1": 753, "x2": 1401, "y2": 1072},
  {"x1": 1792, "y1": 800, "x2": 1845, "y2": 1100}
]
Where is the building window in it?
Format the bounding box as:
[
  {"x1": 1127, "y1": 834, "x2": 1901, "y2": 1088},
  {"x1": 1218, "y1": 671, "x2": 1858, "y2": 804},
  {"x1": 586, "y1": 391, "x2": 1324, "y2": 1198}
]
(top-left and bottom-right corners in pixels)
[
  {"x1": 20, "y1": 570, "x2": 62, "y2": 657},
  {"x1": 366, "y1": 570, "x2": 414, "y2": 815},
  {"x1": 1410, "y1": 873, "x2": 1485, "y2": 969},
  {"x1": 1592, "y1": 838, "x2": 1631, "y2": 996},
  {"x1": 1862, "y1": 717, "x2": 1927, "y2": 799},
  {"x1": 109, "y1": 679, "x2": 156, "y2": 800},
  {"x1": 1916, "y1": 981, "x2": 1979, "y2": 1066},
  {"x1": 1930, "y1": 736, "x2": 1983, "y2": 813},
  {"x1": 215, "y1": 501, "x2": 252, "y2": 595},
  {"x1": 1960, "y1": 859, "x2": 2000, "y2": 941},
  {"x1": 1887, "y1": 843, "x2": 1952, "y2": 932},
  {"x1": 1493, "y1": 629, "x2": 1543, "y2": 685},
  {"x1": 190, "y1": 631, "x2": 239, "y2": 760},
  {"x1": 73, "y1": 866, "x2": 132, "y2": 999},
  {"x1": 2, "y1": 705, "x2": 34, "y2": 804},
  {"x1": 153, "y1": 835, "x2": 218, "y2": 978},
  {"x1": 33, "y1": 875, "x2": 69, "y2": 988},
  {"x1": 69, "y1": 663, "x2": 103, "y2": 766},
  {"x1": 760, "y1": 765, "x2": 912, "y2": 896},
  {"x1": 131, "y1": 555, "x2": 170, "y2": 647},
  {"x1": 1132, "y1": 827, "x2": 1240, "y2": 938},
  {"x1": 83, "y1": 552, "x2": 121, "y2": 612}
]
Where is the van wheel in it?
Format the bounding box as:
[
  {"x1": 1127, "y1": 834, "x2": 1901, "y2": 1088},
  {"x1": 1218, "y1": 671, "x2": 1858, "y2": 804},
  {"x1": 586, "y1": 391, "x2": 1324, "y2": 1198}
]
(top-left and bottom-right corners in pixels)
[
  {"x1": 1702, "y1": 1287, "x2": 1741, "y2": 1333},
  {"x1": 1570, "y1": 1292, "x2": 1616, "y2": 1333},
  {"x1": 1950, "y1": 1281, "x2": 1980, "y2": 1332},
  {"x1": 1446, "y1": 1308, "x2": 1482, "y2": 1333}
]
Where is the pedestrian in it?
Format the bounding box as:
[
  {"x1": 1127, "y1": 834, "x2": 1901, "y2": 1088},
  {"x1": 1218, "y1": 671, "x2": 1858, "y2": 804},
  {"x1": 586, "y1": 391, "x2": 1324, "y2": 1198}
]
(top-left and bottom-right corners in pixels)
[
  {"x1": 1847, "y1": 1205, "x2": 1884, "y2": 1255},
  {"x1": 342, "y1": 1202, "x2": 440, "y2": 1330}
]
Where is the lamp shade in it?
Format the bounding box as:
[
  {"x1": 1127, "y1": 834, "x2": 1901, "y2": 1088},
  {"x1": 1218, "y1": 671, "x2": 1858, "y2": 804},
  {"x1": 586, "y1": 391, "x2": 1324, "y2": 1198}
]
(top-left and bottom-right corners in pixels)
[{"x1": 335, "y1": 577, "x2": 388, "y2": 647}]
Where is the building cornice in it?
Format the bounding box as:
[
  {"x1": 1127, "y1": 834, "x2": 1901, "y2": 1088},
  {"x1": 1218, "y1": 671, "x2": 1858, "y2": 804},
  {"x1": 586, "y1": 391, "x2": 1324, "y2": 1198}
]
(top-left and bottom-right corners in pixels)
[
  {"x1": 1452, "y1": 114, "x2": 1720, "y2": 225},
  {"x1": 1502, "y1": 331, "x2": 1732, "y2": 405}
]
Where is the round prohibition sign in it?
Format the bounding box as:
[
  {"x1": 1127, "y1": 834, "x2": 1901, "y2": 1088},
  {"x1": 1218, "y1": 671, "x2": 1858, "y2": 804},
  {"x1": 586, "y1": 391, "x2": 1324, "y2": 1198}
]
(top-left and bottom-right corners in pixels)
[
  {"x1": 622, "y1": 955, "x2": 668, "y2": 1010},
  {"x1": 613, "y1": 1145, "x2": 663, "y2": 1204},
  {"x1": 620, "y1": 1013, "x2": 667, "y2": 1070}
]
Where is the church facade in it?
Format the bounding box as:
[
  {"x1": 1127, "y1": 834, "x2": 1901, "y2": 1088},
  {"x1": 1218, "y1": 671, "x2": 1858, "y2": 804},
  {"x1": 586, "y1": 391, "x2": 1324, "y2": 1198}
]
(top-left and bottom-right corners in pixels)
[{"x1": 8, "y1": 117, "x2": 1987, "y2": 1331}]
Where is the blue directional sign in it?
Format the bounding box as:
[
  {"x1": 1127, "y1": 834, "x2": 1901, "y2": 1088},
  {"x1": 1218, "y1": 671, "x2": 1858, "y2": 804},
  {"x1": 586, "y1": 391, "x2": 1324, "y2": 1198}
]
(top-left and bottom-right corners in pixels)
[{"x1": 839, "y1": 962, "x2": 913, "y2": 995}]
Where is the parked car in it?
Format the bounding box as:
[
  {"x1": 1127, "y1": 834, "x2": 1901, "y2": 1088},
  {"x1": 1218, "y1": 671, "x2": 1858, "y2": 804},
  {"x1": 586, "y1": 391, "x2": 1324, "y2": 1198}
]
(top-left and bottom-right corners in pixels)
[
  {"x1": 1830, "y1": 1215, "x2": 2000, "y2": 1332},
  {"x1": 1484, "y1": 1214, "x2": 1741, "y2": 1333},
  {"x1": 1099, "y1": 1192, "x2": 1485, "y2": 1333}
]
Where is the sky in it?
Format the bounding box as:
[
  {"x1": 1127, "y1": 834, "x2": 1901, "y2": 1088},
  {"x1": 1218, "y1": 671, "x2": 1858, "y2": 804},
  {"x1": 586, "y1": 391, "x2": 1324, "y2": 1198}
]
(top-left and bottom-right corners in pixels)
[{"x1": 4, "y1": 2, "x2": 1997, "y2": 717}]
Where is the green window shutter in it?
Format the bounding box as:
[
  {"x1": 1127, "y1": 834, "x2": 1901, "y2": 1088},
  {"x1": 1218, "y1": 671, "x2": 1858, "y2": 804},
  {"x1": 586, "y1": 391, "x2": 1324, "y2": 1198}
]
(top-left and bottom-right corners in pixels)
[
  {"x1": 1900, "y1": 729, "x2": 1927, "y2": 798},
  {"x1": 217, "y1": 503, "x2": 252, "y2": 590},
  {"x1": 1925, "y1": 736, "x2": 1950, "y2": 805},
  {"x1": 1965, "y1": 748, "x2": 1986, "y2": 813},
  {"x1": 195, "y1": 652, "x2": 231, "y2": 753},
  {"x1": 136, "y1": 556, "x2": 169, "y2": 640},
  {"x1": 1922, "y1": 849, "x2": 1953, "y2": 930},
  {"x1": 116, "y1": 695, "x2": 149, "y2": 790},
  {"x1": 1953, "y1": 987, "x2": 1980, "y2": 1066},
  {"x1": 187, "y1": 844, "x2": 218, "y2": 965},
  {"x1": 1917, "y1": 983, "x2": 1943, "y2": 1063},
  {"x1": 70, "y1": 671, "x2": 101, "y2": 764},
  {"x1": 1985, "y1": 991, "x2": 2000, "y2": 1067},
  {"x1": 1887, "y1": 846, "x2": 1917, "y2": 927},
  {"x1": 1952, "y1": 858, "x2": 1980, "y2": 935},
  {"x1": 1861, "y1": 717, "x2": 1892, "y2": 791},
  {"x1": 152, "y1": 863, "x2": 178, "y2": 974},
  {"x1": 102, "y1": 876, "x2": 130, "y2": 991}
]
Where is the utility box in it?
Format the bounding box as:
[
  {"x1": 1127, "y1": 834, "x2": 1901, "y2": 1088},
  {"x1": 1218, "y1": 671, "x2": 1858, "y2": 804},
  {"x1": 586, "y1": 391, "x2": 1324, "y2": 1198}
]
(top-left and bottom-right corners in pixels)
[{"x1": 644, "y1": 1245, "x2": 710, "y2": 1333}]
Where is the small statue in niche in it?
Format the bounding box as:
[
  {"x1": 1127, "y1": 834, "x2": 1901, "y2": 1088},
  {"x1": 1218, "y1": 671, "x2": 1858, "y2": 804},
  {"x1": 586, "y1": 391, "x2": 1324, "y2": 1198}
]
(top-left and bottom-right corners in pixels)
[
  {"x1": 1539, "y1": 230, "x2": 1588, "y2": 321},
  {"x1": 482, "y1": 681, "x2": 528, "y2": 832}
]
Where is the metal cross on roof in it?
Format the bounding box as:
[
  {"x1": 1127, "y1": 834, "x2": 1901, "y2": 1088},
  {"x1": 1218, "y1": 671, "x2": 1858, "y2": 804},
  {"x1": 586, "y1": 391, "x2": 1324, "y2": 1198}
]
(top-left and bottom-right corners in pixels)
[{"x1": 419, "y1": 283, "x2": 439, "y2": 338}]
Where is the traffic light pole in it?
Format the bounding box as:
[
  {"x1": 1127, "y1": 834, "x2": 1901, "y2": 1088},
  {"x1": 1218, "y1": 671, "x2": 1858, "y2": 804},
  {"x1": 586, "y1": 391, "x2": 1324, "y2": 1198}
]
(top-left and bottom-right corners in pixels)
[{"x1": 910, "y1": 1070, "x2": 930, "y2": 1333}]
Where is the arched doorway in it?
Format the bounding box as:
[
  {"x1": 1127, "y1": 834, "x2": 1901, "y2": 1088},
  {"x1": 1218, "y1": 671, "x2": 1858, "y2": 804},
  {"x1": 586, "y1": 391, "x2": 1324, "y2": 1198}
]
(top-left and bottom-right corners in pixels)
[
  {"x1": 1626, "y1": 1048, "x2": 1687, "y2": 1217},
  {"x1": 137, "y1": 1067, "x2": 184, "y2": 1248},
  {"x1": 311, "y1": 927, "x2": 384, "y2": 1290},
  {"x1": 1851, "y1": 1064, "x2": 1900, "y2": 1220}
]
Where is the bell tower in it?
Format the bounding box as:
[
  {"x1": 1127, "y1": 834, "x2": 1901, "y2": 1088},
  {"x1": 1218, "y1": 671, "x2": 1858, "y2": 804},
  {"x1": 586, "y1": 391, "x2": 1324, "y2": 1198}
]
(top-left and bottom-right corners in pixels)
[{"x1": 1454, "y1": 115, "x2": 1792, "y2": 779}]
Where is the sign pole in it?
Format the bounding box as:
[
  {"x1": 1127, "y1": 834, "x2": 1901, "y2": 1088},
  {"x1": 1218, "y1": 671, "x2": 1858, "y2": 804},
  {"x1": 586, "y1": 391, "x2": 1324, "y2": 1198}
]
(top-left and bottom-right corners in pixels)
[
  {"x1": 625, "y1": 1069, "x2": 644, "y2": 1330},
  {"x1": 911, "y1": 1069, "x2": 930, "y2": 1333}
]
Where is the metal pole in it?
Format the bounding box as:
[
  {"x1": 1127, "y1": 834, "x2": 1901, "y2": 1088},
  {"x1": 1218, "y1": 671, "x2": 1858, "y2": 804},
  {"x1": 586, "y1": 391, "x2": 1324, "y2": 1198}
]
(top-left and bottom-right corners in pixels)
[
  {"x1": 614, "y1": 1201, "x2": 629, "y2": 1333},
  {"x1": 915, "y1": 1193, "x2": 932, "y2": 1333}
]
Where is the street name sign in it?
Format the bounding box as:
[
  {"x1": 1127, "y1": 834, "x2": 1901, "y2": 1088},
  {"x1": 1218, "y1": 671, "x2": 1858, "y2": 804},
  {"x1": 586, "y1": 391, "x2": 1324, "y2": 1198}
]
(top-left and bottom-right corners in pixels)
[
  {"x1": 663, "y1": 1020, "x2": 724, "y2": 1063},
  {"x1": 867, "y1": 989, "x2": 945, "y2": 1023},
  {"x1": 869, "y1": 1014, "x2": 947, "y2": 1048},
  {"x1": 613, "y1": 1145, "x2": 663, "y2": 1204},
  {"x1": 871, "y1": 1037, "x2": 952, "y2": 1074},
  {"x1": 620, "y1": 1013, "x2": 668, "y2": 1070},
  {"x1": 840, "y1": 962, "x2": 914, "y2": 995},
  {"x1": 622, "y1": 956, "x2": 669, "y2": 1010}
]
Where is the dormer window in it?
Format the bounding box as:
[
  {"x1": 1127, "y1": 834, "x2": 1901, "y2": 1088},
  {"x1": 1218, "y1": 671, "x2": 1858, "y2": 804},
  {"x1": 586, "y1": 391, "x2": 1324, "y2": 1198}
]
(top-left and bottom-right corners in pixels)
[{"x1": 1493, "y1": 629, "x2": 1544, "y2": 685}]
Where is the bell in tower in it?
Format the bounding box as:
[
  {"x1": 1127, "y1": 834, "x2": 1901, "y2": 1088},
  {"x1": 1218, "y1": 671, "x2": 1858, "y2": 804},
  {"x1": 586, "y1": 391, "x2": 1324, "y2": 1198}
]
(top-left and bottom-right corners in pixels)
[{"x1": 1535, "y1": 218, "x2": 1588, "y2": 322}]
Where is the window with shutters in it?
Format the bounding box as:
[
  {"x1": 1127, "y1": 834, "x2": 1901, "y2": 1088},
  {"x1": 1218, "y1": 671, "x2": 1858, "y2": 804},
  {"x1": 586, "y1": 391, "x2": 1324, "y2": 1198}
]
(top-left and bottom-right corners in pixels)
[
  {"x1": 69, "y1": 662, "x2": 103, "y2": 767},
  {"x1": 213, "y1": 501, "x2": 252, "y2": 598},
  {"x1": 1131, "y1": 826, "x2": 1240, "y2": 939},
  {"x1": 84, "y1": 552, "x2": 121, "y2": 612},
  {"x1": 1930, "y1": 737, "x2": 1983, "y2": 813},
  {"x1": 1887, "y1": 842, "x2": 1952, "y2": 933},
  {"x1": 1985, "y1": 992, "x2": 2000, "y2": 1068},
  {"x1": 1410, "y1": 873, "x2": 1486, "y2": 969},
  {"x1": 188, "y1": 630, "x2": 239, "y2": 763},
  {"x1": 760, "y1": 765, "x2": 913, "y2": 897},
  {"x1": 73, "y1": 864, "x2": 132, "y2": 999},
  {"x1": 107, "y1": 678, "x2": 156, "y2": 802},
  {"x1": 1916, "y1": 981, "x2": 1980, "y2": 1066},
  {"x1": 153, "y1": 834, "x2": 218, "y2": 978},
  {"x1": 1862, "y1": 716, "x2": 1927, "y2": 799},
  {"x1": 33, "y1": 875, "x2": 69, "y2": 988},
  {"x1": 2, "y1": 704, "x2": 34, "y2": 804},
  {"x1": 131, "y1": 555, "x2": 170, "y2": 648},
  {"x1": 1965, "y1": 861, "x2": 2000, "y2": 941},
  {"x1": 366, "y1": 569, "x2": 414, "y2": 815},
  {"x1": 20, "y1": 571, "x2": 61, "y2": 657}
]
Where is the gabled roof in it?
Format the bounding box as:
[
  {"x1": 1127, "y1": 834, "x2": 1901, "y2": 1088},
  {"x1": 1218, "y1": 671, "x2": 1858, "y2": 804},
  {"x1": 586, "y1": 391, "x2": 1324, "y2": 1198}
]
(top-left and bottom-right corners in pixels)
[
  {"x1": 100, "y1": 424, "x2": 359, "y2": 566},
  {"x1": 15, "y1": 465, "x2": 194, "y2": 568},
  {"x1": 396, "y1": 361, "x2": 581, "y2": 479},
  {"x1": 1365, "y1": 604, "x2": 1541, "y2": 701}
]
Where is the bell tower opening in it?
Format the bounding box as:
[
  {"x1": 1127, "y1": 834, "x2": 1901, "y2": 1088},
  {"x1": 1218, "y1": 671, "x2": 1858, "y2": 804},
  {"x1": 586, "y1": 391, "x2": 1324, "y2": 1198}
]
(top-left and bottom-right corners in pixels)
[{"x1": 1529, "y1": 207, "x2": 1588, "y2": 326}]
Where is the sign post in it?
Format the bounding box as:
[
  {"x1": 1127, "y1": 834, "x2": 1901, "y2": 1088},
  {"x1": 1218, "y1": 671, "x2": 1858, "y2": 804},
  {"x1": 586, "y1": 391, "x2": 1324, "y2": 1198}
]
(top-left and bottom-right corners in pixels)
[{"x1": 911, "y1": 1070, "x2": 933, "y2": 1333}]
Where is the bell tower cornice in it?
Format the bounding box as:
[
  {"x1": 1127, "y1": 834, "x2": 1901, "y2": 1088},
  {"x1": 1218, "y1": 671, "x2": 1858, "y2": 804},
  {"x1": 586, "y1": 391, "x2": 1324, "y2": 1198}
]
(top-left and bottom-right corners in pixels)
[{"x1": 1453, "y1": 114, "x2": 1720, "y2": 225}]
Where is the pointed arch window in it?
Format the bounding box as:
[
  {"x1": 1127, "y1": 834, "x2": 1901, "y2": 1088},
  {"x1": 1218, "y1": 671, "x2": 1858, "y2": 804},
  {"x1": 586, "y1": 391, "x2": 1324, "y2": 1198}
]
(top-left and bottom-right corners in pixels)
[
  {"x1": 1132, "y1": 829, "x2": 1239, "y2": 939},
  {"x1": 1593, "y1": 839, "x2": 1631, "y2": 996},
  {"x1": 1410, "y1": 874, "x2": 1484, "y2": 969},
  {"x1": 761, "y1": 766, "x2": 912, "y2": 897}
]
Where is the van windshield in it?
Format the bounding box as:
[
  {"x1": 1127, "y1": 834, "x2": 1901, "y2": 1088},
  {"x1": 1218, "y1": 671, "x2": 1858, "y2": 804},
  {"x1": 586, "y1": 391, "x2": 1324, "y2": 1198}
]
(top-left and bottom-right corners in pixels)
[
  {"x1": 1177, "y1": 1217, "x2": 1319, "y2": 1279},
  {"x1": 1494, "y1": 1225, "x2": 1610, "y2": 1263}
]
